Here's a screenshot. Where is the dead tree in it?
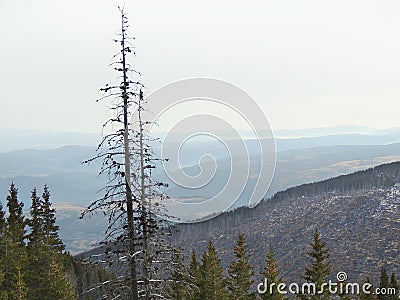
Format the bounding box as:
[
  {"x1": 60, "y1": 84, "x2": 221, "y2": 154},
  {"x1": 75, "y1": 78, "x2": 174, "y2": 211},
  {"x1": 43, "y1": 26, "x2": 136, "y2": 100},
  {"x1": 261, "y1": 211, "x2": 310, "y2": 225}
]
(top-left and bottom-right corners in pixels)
[
  {"x1": 81, "y1": 7, "x2": 141, "y2": 300},
  {"x1": 81, "y1": 7, "x2": 181, "y2": 300}
]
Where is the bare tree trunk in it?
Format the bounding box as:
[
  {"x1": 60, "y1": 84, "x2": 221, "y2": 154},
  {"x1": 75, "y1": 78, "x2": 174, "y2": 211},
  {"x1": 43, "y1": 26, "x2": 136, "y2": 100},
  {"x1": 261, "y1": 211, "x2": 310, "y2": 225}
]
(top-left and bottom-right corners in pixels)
[
  {"x1": 121, "y1": 13, "x2": 139, "y2": 300},
  {"x1": 138, "y1": 91, "x2": 150, "y2": 299}
]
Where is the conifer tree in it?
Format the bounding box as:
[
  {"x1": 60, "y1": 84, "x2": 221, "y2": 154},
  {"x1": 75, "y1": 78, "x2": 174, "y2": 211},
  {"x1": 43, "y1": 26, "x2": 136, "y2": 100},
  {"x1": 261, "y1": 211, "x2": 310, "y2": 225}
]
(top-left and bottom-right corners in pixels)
[
  {"x1": 377, "y1": 267, "x2": 389, "y2": 300},
  {"x1": 189, "y1": 250, "x2": 199, "y2": 280},
  {"x1": 168, "y1": 249, "x2": 190, "y2": 300},
  {"x1": 260, "y1": 248, "x2": 285, "y2": 300},
  {"x1": 0, "y1": 201, "x2": 5, "y2": 237},
  {"x1": 389, "y1": 273, "x2": 398, "y2": 288},
  {"x1": 3, "y1": 183, "x2": 27, "y2": 296},
  {"x1": 227, "y1": 234, "x2": 254, "y2": 300},
  {"x1": 389, "y1": 273, "x2": 398, "y2": 300},
  {"x1": 26, "y1": 188, "x2": 47, "y2": 299},
  {"x1": 0, "y1": 201, "x2": 6, "y2": 298},
  {"x1": 390, "y1": 272, "x2": 399, "y2": 290},
  {"x1": 47, "y1": 258, "x2": 76, "y2": 300},
  {"x1": 188, "y1": 250, "x2": 200, "y2": 299},
  {"x1": 5, "y1": 183, "x2": 25, "y2": 245},
  {"x1": 27, "y1": 189, "x2": 44, "y2": 247},
  {"x1": 303, "y1": 229, "x2": 330, "y2": 299},
  {"x1": 198, "y1": 241, "x2": 228, "y2": 300},
  {"x1": 0, "y1": 271, "x2": 6, "y2": 300},
  {"x1": 41, "y1": 185, "x2": 64, "y2": 253},
  {"x1": 11, "y1": 263, "x2": 27, "y2": 300},
  {"x1": 26, "y1": 187, "x2": 75, "y2": 300}
]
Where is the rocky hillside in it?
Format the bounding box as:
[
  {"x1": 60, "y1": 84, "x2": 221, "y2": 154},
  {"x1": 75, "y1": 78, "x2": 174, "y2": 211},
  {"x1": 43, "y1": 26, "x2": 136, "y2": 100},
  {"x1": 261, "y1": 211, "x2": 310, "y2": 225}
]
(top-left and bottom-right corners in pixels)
[{"x1": 172, "y1": 161, "x2": 400, "y2": 283}]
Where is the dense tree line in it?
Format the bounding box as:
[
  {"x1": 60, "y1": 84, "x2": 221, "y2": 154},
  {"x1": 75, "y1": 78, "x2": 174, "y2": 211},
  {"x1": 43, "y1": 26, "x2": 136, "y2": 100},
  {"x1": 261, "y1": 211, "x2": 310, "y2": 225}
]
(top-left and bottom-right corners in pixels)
[
  {"x1": 0, "y1": 183, "x2": 75, "y2": 299},
  {"x1": 273, "y1": 161, "x2": 400, "y2": 202},
  {"x1": 1, "y1": 183, "x2": 397, "y2": 299},
  {"x1": 0, "y1": 184, "x2": 116, "y2": 300},
  {"x1": 168, "y1": 230, "x2": 398, "y2": 300}
]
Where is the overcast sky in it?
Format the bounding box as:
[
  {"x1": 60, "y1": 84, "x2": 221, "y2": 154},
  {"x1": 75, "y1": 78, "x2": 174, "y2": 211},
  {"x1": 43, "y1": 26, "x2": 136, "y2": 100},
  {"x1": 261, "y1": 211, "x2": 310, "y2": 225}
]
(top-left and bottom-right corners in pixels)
[{"x1": 1, "y1": 0, "x2": 400, "y2": 133}]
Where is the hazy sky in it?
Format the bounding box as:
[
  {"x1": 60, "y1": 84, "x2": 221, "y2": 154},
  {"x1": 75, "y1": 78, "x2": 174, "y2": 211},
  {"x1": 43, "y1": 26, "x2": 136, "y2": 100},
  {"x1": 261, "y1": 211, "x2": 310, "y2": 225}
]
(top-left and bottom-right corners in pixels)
[{"x1": 1, "y1": 0, "x2": 400, "y2": 133}]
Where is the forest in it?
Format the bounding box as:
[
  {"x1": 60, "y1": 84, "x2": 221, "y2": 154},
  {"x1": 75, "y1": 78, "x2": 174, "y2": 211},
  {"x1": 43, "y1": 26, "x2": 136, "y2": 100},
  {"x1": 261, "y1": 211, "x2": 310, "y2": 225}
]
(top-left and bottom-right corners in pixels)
[
  {"x1": 1, "y1": 5, "x2": 399, "y2": 300},
  {"x1": 0, "y1": 185, "x2": 398, "y2": 299}
]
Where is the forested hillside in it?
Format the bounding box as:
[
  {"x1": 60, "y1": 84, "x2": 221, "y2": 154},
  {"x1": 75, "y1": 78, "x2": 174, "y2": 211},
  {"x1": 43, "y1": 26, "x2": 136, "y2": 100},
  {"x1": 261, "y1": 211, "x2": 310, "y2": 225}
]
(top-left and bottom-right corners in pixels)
[
  {"x1": 172, "y1": 161, "x2": 400, "y2": 283},
  {"x1": 73, "y1": 161, "x2": 400, "y2": 299},
  {"x1": 1, "y1": 160, "x2": 398, "y2": 299}
]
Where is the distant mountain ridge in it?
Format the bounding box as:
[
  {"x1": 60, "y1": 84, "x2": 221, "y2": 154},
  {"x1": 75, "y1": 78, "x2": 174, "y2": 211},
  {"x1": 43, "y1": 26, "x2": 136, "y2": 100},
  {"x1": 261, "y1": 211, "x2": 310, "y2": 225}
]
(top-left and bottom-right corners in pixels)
[
  {"x1": 0, "y1": 130, "x2": 100, "y2": 153},
  {"x1": 1, "y1": 127, "x2": 400, "y2": 153},
  {"x1": 274, "y1": 125, "x2": 400, "y2": 138},
  {"x1": 1, "y1": 143, "x2": 400, "y2": 208}
]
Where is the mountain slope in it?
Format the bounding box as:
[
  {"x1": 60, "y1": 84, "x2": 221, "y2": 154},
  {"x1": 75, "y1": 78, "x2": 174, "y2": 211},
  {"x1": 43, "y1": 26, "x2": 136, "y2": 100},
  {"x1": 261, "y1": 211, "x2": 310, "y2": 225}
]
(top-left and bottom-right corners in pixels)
[{"x1": 172, "y1": 161, "x2": 400, "y2": 283}]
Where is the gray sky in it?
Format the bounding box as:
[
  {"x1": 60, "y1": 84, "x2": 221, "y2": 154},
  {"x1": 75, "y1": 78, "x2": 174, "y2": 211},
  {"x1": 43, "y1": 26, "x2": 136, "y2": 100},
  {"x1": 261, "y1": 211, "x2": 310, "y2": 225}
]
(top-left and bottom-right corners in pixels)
[{"x1": 1, "y1": 0, "x2": 400, "y2": 133}]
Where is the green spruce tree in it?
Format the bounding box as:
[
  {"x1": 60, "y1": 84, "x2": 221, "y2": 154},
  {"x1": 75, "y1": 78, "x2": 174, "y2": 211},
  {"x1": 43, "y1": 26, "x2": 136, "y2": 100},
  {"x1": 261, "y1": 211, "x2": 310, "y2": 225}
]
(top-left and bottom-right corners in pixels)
[
  {"x1": 226, "y1": 234, "x2": 254, "y2": 300},
  {"x1": 27, "y1": 189, "x2": 44, "y2": 246},
  {"x1": 0, "y1": 201, "x2": 5, "y2": 237},
  {"x1": 26, "y1": 188, "x2": 48, "y2": 299},
  {"x1": 3, "y1": 183, "x2": 27, "y2": 297},
  {"x1": 5, "y1": 183, "x2": 26, "y2": 244},
  {"x1": 0, "y1": 270, "x2": 6, "y2": 300},
  {"x1": 11, "y1": 263, "x2": 27, "y2": 300},
  {"x1": 26, "y1": 186, "x2": 75, "y2": 299},
  {"x1": 188, "y1": 250, "x2": 200, "y2": 299},
  {"x1": 378, "y1": 267, "x2": 389, "y2": 300},
  {"x1": 303, "y1": 229, "x2": 330, "y2": 299},
  {"x1": 46, "y1": 257, "x2": 76, "y2": 300},
  {"x1": 260, "y1": 248, "x2": 285, "y2": 300},
  {"x1": 389, "y1": 273, "x2": 398, "y2": 300},
  {"x1": 168, "y1": 249, "x2": 189, "y2": 300},
  {"x1": 198, "y1": 241, "x2": 228, "y2": 300},
  {"x1": 41, "y1": 186, "x2": 65, "y2": 253},
  {"x1": 0, "y1": 201, "x2": 6, "y2": 298}
]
